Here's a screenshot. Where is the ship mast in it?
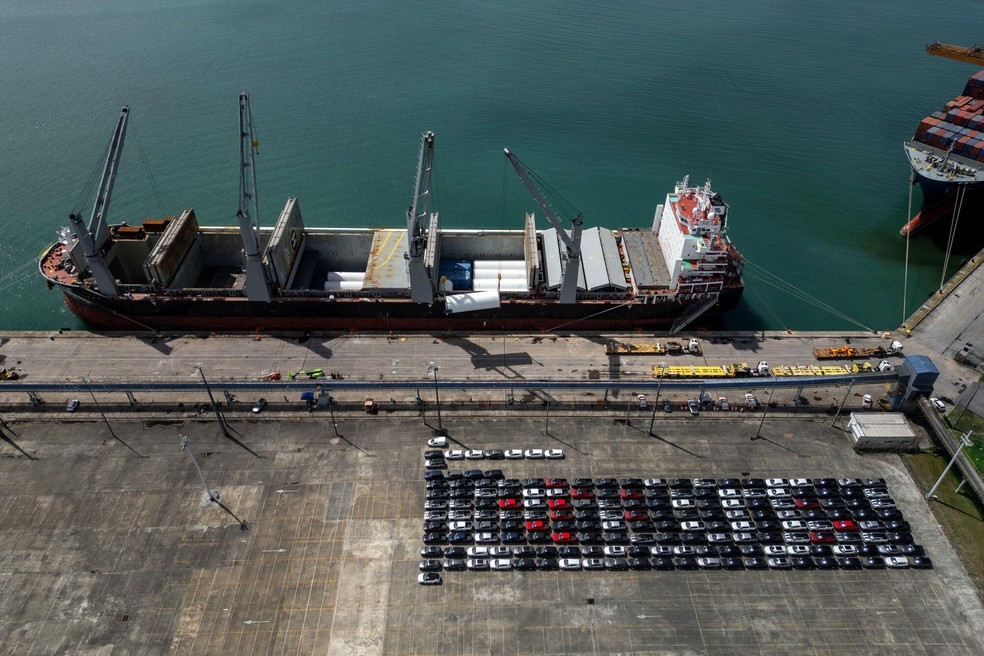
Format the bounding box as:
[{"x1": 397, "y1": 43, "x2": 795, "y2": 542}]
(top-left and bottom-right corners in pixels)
[
  {"x1": 236, "y1": 91, "x2": 271, "y2": 303},
  {"x1": 504, "y1": 149, "x2": 583, "y2": 304},
  {"x1": 71, "y1": 106, "x2": 130, "y2": 296},
  {"x1": 406, "y1": 131, "x2": 437, "y2": 303}
]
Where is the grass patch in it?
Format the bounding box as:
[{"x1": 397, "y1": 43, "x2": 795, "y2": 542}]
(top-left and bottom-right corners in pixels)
[
  {"x1": 904, "y1": 451, "x2": 984, "y2": 594},
  {"x1": 950, "y1": 409, "x2": 984, "y2": 472}
]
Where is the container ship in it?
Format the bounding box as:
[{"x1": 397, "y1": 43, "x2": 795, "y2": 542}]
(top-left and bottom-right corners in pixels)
[
  {"x1": 39, "y1": 93, "x2": 744, "y2": 333},
  {"x1": 902, "y1": 66, "x2": 984, "y2": 236}
]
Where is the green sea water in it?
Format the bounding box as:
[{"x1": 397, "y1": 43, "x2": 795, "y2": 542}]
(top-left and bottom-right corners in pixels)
[{"x1": 2, "y1": 0, "x2": 983, "y2": 332}]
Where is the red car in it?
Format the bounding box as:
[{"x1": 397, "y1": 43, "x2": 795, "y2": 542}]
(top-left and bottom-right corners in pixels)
[
  {"x1": 795, "y1": 498, "x2": 820, "y2": 510},
  {"x1": 833, "y1": 520, "x2": 858, "y2": 531},
  {"x1": 526, "y1": 520, "x2": 549, "y2": 532},
  {"x1": 552, "y1": 532, "x2": 577, "y2": 544},
  {"x1": 571, "y1": 488, "x2": 595, "y2": 499},
  {"x1": 624, "y1": 510, "x2": 649, "y2": 522},
  {"x1": 547, "y1": 498, "x2": 571, "y2": 510},
  {"x1": 549, "y1": 509, "x2": 574, "y2": 521},
  {"x1": 620, "y1": 489, "x2": 644, "y2": 500},
  {"x1": 809, "y1": 531, "x2": 836, "y2": 544},
  {"x1": 498, "y1": 498, "x2": 520, "y2": 509},
  {"x1": 545, "y1": 477, "x2": 569, "y2": 488}
]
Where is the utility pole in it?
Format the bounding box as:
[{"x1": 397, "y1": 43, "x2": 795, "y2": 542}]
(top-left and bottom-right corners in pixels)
[
  {"x1": 427, "y1": 363, "x2": 444, "y2": 436},
  {"x1": 196, "y1": 366, "x2": 232, "y2": 438},
  {"x1": 925, "y1": 431, "x2": 974, "y2": 500},
  {"x1": 753, "y1": 385, "x2": 777, "y2": 440},
  {"x1": 180, "y1": 435, "x2": 219, "y2": 503},
  {"x1": 649, "y1": 367, "x2": 666, "y2": 435},
  {"x1": 831, "y1": 380, "x2": 855, "y2": 426},
  {"x1": 328, "y1": 394, "x2": 340, "y2": 437}
]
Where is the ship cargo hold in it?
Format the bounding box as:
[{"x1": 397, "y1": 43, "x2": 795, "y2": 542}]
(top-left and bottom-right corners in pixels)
[
  {"x1": 902, "y1": 68, "x2": 984, "y2": 236},
  {"x1": 39, "y1": 94, "x2": 744, "y2": 334}
]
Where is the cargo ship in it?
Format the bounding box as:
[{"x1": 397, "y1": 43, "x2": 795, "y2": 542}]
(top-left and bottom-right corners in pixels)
[
  {"x1": 902, "y1": 68, "x2": 984, "y2": 236},
  {"x1": 39, "y1": 93, "x2": 744, "y2": 333}
]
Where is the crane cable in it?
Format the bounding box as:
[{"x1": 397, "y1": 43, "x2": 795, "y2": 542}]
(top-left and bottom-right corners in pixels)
[
  {"x1": 902, "y1": 171, "x2": 914, "y2": 324},
  {"x1": 939, "y1": 183, "x2": 966, "y2": 290},
  {"x1": 742, "y1": 259, "x2": 876, "y2": 332}
]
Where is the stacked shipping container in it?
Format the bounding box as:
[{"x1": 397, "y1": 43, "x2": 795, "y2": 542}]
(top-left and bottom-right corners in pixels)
[{"x1": 913, "y1": 70, "x2": 984, "y2": 162}]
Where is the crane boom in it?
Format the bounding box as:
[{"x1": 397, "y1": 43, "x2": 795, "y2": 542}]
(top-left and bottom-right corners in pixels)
[
  {"x1": 926, "y1": 42, "x2": 984, "y2": 66},
  {"x1": 504, "y1": 149, "x2": 583, "y2": 304}
]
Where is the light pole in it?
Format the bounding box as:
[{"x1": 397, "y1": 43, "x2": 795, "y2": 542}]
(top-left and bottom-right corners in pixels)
[
  {"x1": 753, "y1": 385, "x2": 777, "y2": 440},
  {"x1": 328, "y1": 393, "x2": 340, "y2": 437},
  {"x1": 427, "y1": 363, "x2": 444, "y2": 435},
  {"x1": 649, "y1": 366, "x2": 666, "y2": 435},
  {"x1": 925, "y1": 431, "x2": 974, "y2": 500},
  {"x1": 196, "y1": 365, "x2": 231, "y2": 438},
  {"x1": 181, "y1": 435, "x2": 219, "y2": 503}
]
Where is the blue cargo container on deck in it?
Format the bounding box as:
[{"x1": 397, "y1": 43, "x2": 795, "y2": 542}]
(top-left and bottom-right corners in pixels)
[{"x1": 438, "y1": 259, "x2": 473, "y2": 291}]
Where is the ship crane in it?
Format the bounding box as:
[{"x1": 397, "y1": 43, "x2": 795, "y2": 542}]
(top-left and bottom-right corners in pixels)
[
  {"x1": 68, "y1": 106, "x2": 130, "y2": 296},
  {"x1": 504, "y1": 149, "x2": 583, "y2": 304},
  {"x1": 236, "y1": 91, "x2": 271, "y2": 303},
  {"x1": 406, "y1": 131, "x2": 438, "y2": 304},
  {"x1": 926, "y1": 42, "x2": 984, "y2": 66}
]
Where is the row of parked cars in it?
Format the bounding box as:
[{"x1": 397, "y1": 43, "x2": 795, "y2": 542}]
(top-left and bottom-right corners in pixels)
[{"x1": 419, "y1": 473, "x2": 930, "y2": 580}]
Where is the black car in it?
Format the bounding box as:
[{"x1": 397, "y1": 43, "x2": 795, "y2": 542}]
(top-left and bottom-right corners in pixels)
[
  {"x1": 655, "y1": 532, "x2": 682, "y2": 545},
  {"x1": 420, "y1": 545, "x2": 443, "y2": 558},
  {"x1": 426, "y1": 490, "x2": 450, "y2": 500},
  {"x1": 595, "y1": 478, "x2": 618, "y2": 488},
  {"x1": 801, "y1": 509, "x2": 826, "y2": 520},
  {"x1": 884, "y1": 520, "x2": 911, "y2": 532},
  {"x1": 485, "y1": 450, "x2": 505, "y2": 460},
  {"x1": 449, "y1": 489, "x2": 472, "y2": 499},
  {"x1": 514, "y1": 558, "x2": 537, "y2": 571},
  {"x1": 598, "y1": 499, "x2": 622, "y2": 510},
  {"x1": 423, "y1": 532, "x2": 447, "y2": 544},
  {"x1": 576, "y1": 499, "x2": 601, "y2": 509},
  {"x1": 444, "y1": 558, "x2": 466, "y2": 571},
  {"x1": 577, "y1": 520, "x2": 601, "y2": 531},
  {"x1": 596, "y1": 488, "x2": 620, "y2": 499},
  {"x1": 814, "y1": 557, "x2": 838, "y2": 569},
  {"x1": 814, "y1": 487, "x2": 839, "y2": 498},
  {"x1": 809, "y1": 545, "x2": 832, "y2": 556},
  {"x1": 574, "y1": 510, "x2": 599, "y2": 520},
  {"x1": 553, "y1": 521, "x2": 576, "y2": 532},
  {"x1": 620, "y1": 478, "x2": 644, "y2": 488},
  {"x1": 746, "y1": 499, "x2": 770, "y2": 510},
  {"x1": 500, "y1": 520, "x2": 524, "y2": 532},
  {"x1": 675, "y1": 509, "x2": 700, "y2": 521},
  {"x1": 909, "y1": 556, "x2": 933, "y2": 569},
  {"x1": 581, "y1": 546, "x2": 604, "y2": 558},
  {"x1": 717, "y1": 478, "x2": 741, "y2": 488},
  {"x1": 791, "y1": 556, "x2": 815, "y2": 569},
  {"x1": 741, "y1": 478, "x2": 766, "y2": 488},
  {"x1": 674, "y1": 556, "x2": 699, "y2": 570},
  {"x1": 623, "y1": 499, "x2": 646, "y2": 510},
  {"x1": 628, "y1": 557, "x2": 651, "y2": 570},
  {"x1": 464, "y1": 469, "x2": 484, "y2": 479},
  {"x1": 757, "y1": 532, "x2": 784, "y2": 544},
  {"x1": 527, "y1": 532, "x2": 552, "y2": 544},
  {"x1": 698, "y1": 508, "x2": 724, "y2": 520},
  {"x1": 475, "y1": 498, "x2": 496, "y2": 509},
  {"x1": 652, "y1": 556, "x2": 674, "y2": 570},
  {"x1": 629, "y1": 521, "x2": 656, "y2": 532},
  {"x1": 424, "y1": 450, "x2": 443, "y2": 459},
  {"x1": 448, "y1": 532, "x2": 473, "y2": 544},
  {"x1": 535, "y1": 558, "x2": 559, "y2": 570},
  {"x1": 647, "y1": 498, "x2": 672, "y2": 509},
  {"x1": 901, "y1": 544, "x2": 925, "y2": 556},
  {"x1": 423, "y1": 521, "x2": 447, "y2": 532},
  {"x1": 630, "y1": 533, "x2": 656, "y2": 545},
  {"x1": 578, "y1": 532, "x2": 604, "y2": 544},
  {"x1": 446, "y1": 470, "x2": 464, "y2": 480},
  {"x1": 501, "y1": 532, "x2": 525, "y2": 544},
  {"x1": 603, "y1": 532, "x2": 629, "y2": 544},
  {"x1": 484, "y1": 468, "x2": 505, "y2": 479},
  {"x1": 887, "y1": 532, "x2": 914, "y2": 544},
  {"x1": 744, "y1": 557, "x2": 769, "y2": 570},
  {"x1": 862, "y1": 556, "x2": 886, "y2": 569},
  {"x1": 680, "y1": 532, "x2": 706, "y2": 545},
  {"x1": 559, "y1": 546, "x2": 582, "y2": 557},
  {"x1": 605, "y1": 558, "x2": 629, "y2": 571},
  {"x1": 739, "y1": 544, "x2": 763, "y2": 556},
  {"x1": 721, "y1": 557, "x2": 744, "y2": 570},
  {"x1": 424, "y1": 470, "x2": 445, "y2": 481},
  {"x1": 717, "y1": 545, "x2": 741, "y2": 557},
  {"x1": 572, "y1": 478, "x2": 594, "y2": 488},
  {"x1": 694, "y1": 488, "x2": 717, "y2": 500},
  {"x1": 450, "y1": 479, "x2": 474, "y2": 489},
  {"x1": 827, "y1": 509, "x2": 853, "y2": 520},
  {"x1": 444, "y1": 546, "x2": 466, "y2": 558}
]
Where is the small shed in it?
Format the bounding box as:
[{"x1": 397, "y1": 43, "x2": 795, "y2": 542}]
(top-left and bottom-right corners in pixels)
[{"x1": 847, "y1": 413, "x2": 920, "y2": 452}]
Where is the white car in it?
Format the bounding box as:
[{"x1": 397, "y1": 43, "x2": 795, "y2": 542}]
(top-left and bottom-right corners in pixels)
[
  {"x1": 680, "y1": 521, "x2": 705, "y2": 531},
  {"x1": 465, "y1": 449, "x2": 484, "y2": 460},
  {"x1": 445, "y1": 449, "x2": 465, "y2": 460},
  {"x1": 786, "y1": 545, "x2": 811, "y2": 555},
  {"x1": 763, "y1": 545, "x2": 787, "y2": 556},
  {"x1": 775, "y1": 510, "x2": 800, "y2": 520},
  {"x1": 424, "y1": 511, "x2": 447, "y2": 521},
  {"x1": 718, "y1": 488, "x2": 741, "y2": 499},
  {"x1": 490, "y1": 558, "x2": 512, "y2": 571},
  {"x1": 788, "y1": 478, "x2": 810, "y2": 487},
  {"x1": 466, "y1": 558, "x2": 489, "y2": 570},
  {"x1": 523, "y1": 498, "x2": 547, "y2": 509},
  {"x1": 449, "y1": 521, "x2": 472, "y2": 531},
  {"x1": 765, "y1": 478, "x2": 787, "y2": 488},
  {"x1": 546, "y1": 488, "x2": 568, "y2": 498},
  {"x1": 731, "y1": 521, "x2": 755, "y2": 531},
  {"x1": 524, "y1": 449, "x2": 544, "y2": 459},
  {"x1": 418, "y1": 572, "x2": 442, "y2": 585},
  {"x1": 427, "y1": 436, "x2": 448, "y2": 448},
  {"x1": 930, "y1": 397, "x2": 946, "y2": 413},
  {"x1": 721, "y1": 499, "x2": 744, "y2": 509},
  {"x1": 832, "y1": 545, "x2": 858, "y2": 556},
  {"x1": 781, "y1": 520, "x2": 807, "y2": 531},
  {"x1": 885, "y1": 556, "x2": 909, "y2": 568},
  {"x1": 504, "y1": 449, "x2": 524, "y2": 459},
  {"x1": 522, "y1": 488, "x2": 545, "y2": 498},
  {"x1": 744, "y1": 393, "x2": 758, "y2": 408},
  {"x1": 559, "y1": 558, "x2": 582, "y2": 570},
  {"x1": 545, "y1": 449, "x2": 564, "y2": 459},
  {"x1": 603, "y1": 546, "x2": 627, "y2": 557},
  {"x1": 766, "y1": 488, "x2": 790, "y2": 498},
  {"x1": 861, "y1": 394, "x2": 873, "y2": 409},
  {"x1": 489, "y1": 546, "x2": 511, "y2": 558},
  {"x1": 466, "y1": 546, "x2": 489, "y2": 558},
  {"x1": 671, "y1": 499, "x2": 696, "y2": 509}
]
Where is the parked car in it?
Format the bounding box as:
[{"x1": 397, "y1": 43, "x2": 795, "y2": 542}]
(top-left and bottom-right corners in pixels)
[
  {"x1": 66, "y1": 399, "x2": 80, "y2": 412},
  {"x1": 252, "y1": 398, "x2": 267, "y2": 413},
  {"x1": 418, "y1": 572, "x2": 442, "y2": 585},
  {"x1": 687, "y1": 400, "x2": 699, "y2": 416}
]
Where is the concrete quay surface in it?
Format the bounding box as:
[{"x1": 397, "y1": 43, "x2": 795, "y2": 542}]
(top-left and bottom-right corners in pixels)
[
  {"x1": 0, "y1": 330, "x2": 974, "y2": 416},
  {"x1": 1, "y1": 415, "x2": 982, "y2": 655}
]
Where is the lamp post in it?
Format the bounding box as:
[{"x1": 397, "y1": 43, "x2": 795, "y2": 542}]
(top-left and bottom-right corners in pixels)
[
  {"x1": 925, "y1": 431, "x2": 974, "y2": 500},
  {"x1": 427, "y1": 363, "x2": 444, "y2": 435},
  {"x1": 181, "y1": 435, "x2": 219, "y2": 503},
  {"x1": 649, "y1": 365, "x2": 666, "y2": 435}
]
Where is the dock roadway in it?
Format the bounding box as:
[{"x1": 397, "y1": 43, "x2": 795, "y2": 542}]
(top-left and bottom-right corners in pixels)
[{"x1": 1, "y1": 415, "x2": 983, "y2": 655}]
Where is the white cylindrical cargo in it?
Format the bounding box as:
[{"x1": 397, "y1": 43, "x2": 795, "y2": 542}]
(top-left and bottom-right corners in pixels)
[
  {"x1": 473, "y1": 260, "x2": 526, "y2": 272},
  {"x1": 324, "y1": 280, "x2": 364, "y2": 291},
  {"x1": 445, "y1": 290, "x2": 501, "y2": 314},
  {"x1": 325, "y1": 271, "x2": 366, "y2": 282}
]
